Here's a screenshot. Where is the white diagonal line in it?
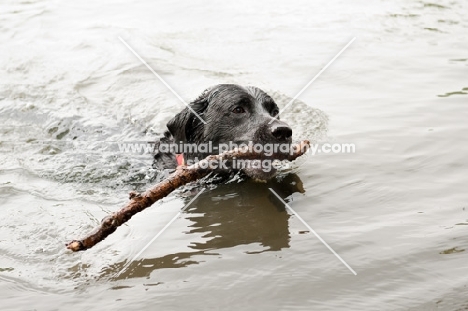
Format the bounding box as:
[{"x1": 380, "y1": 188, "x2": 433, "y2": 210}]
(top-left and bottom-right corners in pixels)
[
  {"x1": 118, "y1": 36, "x2": 207, "y2": 124},
  {"x1": 114, "y1": 188, "x2": 206, "y2": 278},
  {"x1": 270, "y1": 37, "x2": 356, "y2": 124},
  {"x1": 268, "y1": 188, "x2": 357, "y2": 275}
]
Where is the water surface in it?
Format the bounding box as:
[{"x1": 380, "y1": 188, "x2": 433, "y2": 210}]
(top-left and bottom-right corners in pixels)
[{"x1": 1, "y1": 0, "x2": 468, "y2": 310}]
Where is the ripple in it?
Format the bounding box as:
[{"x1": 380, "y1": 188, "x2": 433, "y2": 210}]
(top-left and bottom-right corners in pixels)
[{"x1": 438, "y1": 87, "x2": 468, "y2": 97}]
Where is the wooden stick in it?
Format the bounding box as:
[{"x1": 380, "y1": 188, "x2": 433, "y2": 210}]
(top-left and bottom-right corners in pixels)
[{"x1": 66, "y1": 140, "x2": 310, "y2": 251}]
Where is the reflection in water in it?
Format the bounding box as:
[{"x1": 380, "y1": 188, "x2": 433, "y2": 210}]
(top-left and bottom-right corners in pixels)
[{"x1": 106, "y1": 174, "x2": 304, "y2": 280}]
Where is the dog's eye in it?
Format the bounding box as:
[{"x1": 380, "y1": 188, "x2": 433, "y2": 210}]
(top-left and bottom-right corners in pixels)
[{"x1": 232, "y1": 107, "x2": 246, "y2": 114}]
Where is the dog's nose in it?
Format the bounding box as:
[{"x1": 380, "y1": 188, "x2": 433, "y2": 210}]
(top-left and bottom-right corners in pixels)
[{"x1": 271, "y1": 124, "x2": 292, "y2": 141}]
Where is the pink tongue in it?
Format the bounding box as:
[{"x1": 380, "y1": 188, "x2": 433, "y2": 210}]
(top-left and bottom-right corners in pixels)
[{"x1": 176, "y1": 153, "x2": 185, "y2": 166}]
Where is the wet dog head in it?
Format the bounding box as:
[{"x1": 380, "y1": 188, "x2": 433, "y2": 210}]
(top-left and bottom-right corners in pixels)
[{"x1": 166, "y1": 84, "x2": 293, "y2": 180}]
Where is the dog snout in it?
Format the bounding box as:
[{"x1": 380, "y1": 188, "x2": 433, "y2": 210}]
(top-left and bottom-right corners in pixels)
[{"x1": 270, "y1": 122, "x2": 292, "y2": 141}]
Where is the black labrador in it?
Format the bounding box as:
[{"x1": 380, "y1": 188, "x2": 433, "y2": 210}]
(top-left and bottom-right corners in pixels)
[{"x1": 153, "y1": 84, "x2": 293, "y2": 181}]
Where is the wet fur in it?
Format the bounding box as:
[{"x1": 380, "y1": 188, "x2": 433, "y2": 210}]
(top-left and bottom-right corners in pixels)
[{"x1": 153, "y1": 84, "x2": 293, "y2": 180}]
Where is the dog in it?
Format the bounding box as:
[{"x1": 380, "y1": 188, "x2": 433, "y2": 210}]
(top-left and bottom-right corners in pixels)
[{"x1": 152, "y1": 84, "x2": 293, "y2": 181}]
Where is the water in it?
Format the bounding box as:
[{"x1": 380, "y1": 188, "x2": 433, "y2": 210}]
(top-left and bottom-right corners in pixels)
[{"x1": 1, "y1": 0, "x2": 467, "y2": 310}]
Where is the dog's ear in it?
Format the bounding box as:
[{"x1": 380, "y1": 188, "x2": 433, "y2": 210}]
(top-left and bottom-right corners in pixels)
[
  {"x1": 166, "y1": 88, "x2": 211, "y2": 143},
  {"x1": 166, "y1": 108, "x2": 193, "y2": 143}
]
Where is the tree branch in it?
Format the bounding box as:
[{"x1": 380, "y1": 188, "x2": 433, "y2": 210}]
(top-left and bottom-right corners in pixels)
[{"x1": 66, "y1": 140, "x2": 310, "y2": 251}]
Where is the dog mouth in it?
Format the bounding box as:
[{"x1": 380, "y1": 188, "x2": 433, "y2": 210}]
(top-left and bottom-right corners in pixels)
[
  {"x1": 220, "y1": 140, "x2": 294, "y2": 181},
  {"x1": 239, "y1": 159, "x2": 278, "y2": 181}
]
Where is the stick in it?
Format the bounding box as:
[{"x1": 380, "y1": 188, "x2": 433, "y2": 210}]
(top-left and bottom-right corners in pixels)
[{"x1": 66, "y1": 140, "x2": 310, "y2": 251}]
